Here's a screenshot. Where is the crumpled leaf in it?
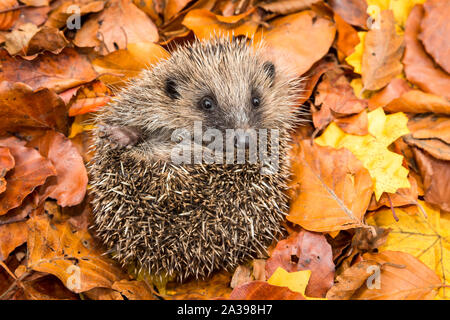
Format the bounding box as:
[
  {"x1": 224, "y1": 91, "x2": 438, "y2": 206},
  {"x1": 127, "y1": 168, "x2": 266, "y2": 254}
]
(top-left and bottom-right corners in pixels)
[
  {"x1": 45, "y1": 0, "x2": 105, "y2": 29},
  {"x1": 287, "y1": 139, "x2": 373, "y2": 232},
  {"x1": 67, "y1": 81, "x2": 111, "y2": 116},
  {"x1": 27, "y1": 214, "x2": 125, "y2": 293},
  {"x1": 229, "y1": 281, "x2": 306, "y2": 300},
  {"x1": 419, "y1": 0, "x2": 450, "y2": 73},
  {"x1": 0, "y1": 147, "x2": 14, "y2": 194},
  {"x1": 367, "y1": 203, "x2": 448, "y2": 299},
  {"x1": 361, "y1": 10, "x2": 404, "y2": 91},
  {"x1": 27, "y1": 130, "x2": 88, "y2": 207},
  {"x1": 0, "y1": 82, "x2": 68, "y2": 134},
  {"x1": 403, "y1": 5, "x2": 450, "y2": 99},
  {"x1": 0, "y1": 48, "x2": 97, "y2": 93},
  {"x1": 254, "y1": 10, "x2": 336, "y2": 76},
  {"x1": 315, "y1": 108, "x2": 410, "y2": 200},
  {"x1": 266, "y1": 230, "x2": 335, "y2": 297},
  {"x1": 73, "y1": 0, "x2": 159, "y2": 55},
  {"x1": 92, "y1": 42, "x2": 169, "y2": 86},
  {"x1": 0, "y1": 136, "x2": 55, "y2": 215}
]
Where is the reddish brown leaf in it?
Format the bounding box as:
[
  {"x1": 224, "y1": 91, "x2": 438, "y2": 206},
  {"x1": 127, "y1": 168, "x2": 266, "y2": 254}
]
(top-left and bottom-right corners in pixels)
[
  {"x1": 0, "y1": 82, "x2": 68, "y2": 134},
  {"x1": 111, "y1": 280, "x2": 156, "y2": 300},
  {"x1": 298, "y1": 57, "x2": 336, "y2": 106},
  {"x1": 419, "y1": 0, "x2": 450, "y2": 74},
  {"x1": 229, "y1": 281, "x2": 306, "y2": 300},
  {"x1": 385, "y1": 90, "x2": 450, "y2": 115},
  {"x1": 334, "y1": 13, "x2": 359, "y2": 58},
  {"x1": 266, "y1": 230, "x2": 335, "y2": 297},
  {"x1": 14, "y1": 6, "x2": 50, "y2": 28},
  {"x1": 334, "y1": 110, "x2": 368, "y2": 136},
  {"x1": 368, "y1": 78, "x2": 411, "y2": 110},
  {"x1": 28, "y1": 130, "x2": 88, "y2": 207},
  {"x1": 403, "y1": 5, "x2": 450, "y2": 99},
  {"x1": 0, "y1": 147, "x2": 14, "y2": 194},
  {"x1": 258, "y1": 0, "x2": 321, "y2": 15},
  {"x1": 362, "y1": 10, "x2": 404, "y2": 91},
  {"x1": 328, "y1": 0, "x2": 368, "y2": 28},
  {"x1": 45, "y1": 0, "x2": 105, "y2": 29},
  {"x1": 412, "y1": 148, "x2": 450, "y2": 212},
  {"x1": 73, "y1": 0, "x2": 159, "y2": 55},
  {"x1": 68, "y1": 81, "x2": 111, "y2": 116},
  {"x1": 0, "y1": 137, "x2": 55, "y2": 215}
]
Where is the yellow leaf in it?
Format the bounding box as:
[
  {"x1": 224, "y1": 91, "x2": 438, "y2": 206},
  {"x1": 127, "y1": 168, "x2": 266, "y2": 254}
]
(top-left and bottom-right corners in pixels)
[
  {"x1": 267, "y1": 267, "x2": 311, "y2": 296},
  {"x1": 68, "y1": 114, "x2": 95, "y2": 138},
  {"x1": 345, "y1": 32, "x2": 366, "y2": 74},
  {"x1": 367, "y1": 201, "x2": 449, "y2": 299},
  {"x1": 315, "y1": 108, "x2": 410, "y2": 200},
  {"x1": 367, "y1": 0, "x2": 426, "y2": 30}
]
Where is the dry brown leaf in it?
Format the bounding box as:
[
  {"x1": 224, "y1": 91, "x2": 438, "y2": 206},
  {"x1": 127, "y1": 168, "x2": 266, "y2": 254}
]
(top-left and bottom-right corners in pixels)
[
  {"x1": 0, "y1": 137, "x2": 55, "y2": 215},
  {"x1": 20, "y1": 274, "x2": 79, "y2": 300},
  {"x1": 92, "y1": 42, "x2": 169, "y2": 86},
  {"x1": 287, "y1": 139, "x2": 373, "y2": 232},
  {"x1": 352, "y1": 251, "x2": 441, "y2": 300},
  {"x1": 0, "y1": 48, "x2": 98, "y2": 93},
  {"x1": 0, "y1": 222, "x2": 27, "y2": 261},
  {"x1": 328, "y1": 0, "x2": 368, "y2": 28},
  {"x1": 0, "y1": 147, "x2": 14, "y2": 194},
  {"x1": 73, "y1": 0, "x2": 159, "y2": 55},
  {"x1": 419, "y1": 0, "x2": 450, "y2": 74},
  {"x1": 255, "y1": 10, "x2": 335, "y2": 76},
  {"x1": 83, "y1": 287, "x2": 124, "y2": 300},
  {"x1": 334, "y1": 110, "x2": 368, "y2": 136},
  {"x1": 27, "y1": 130, "x2": 88, "y2": 207},
  {"x1": 0, "y1": 0, "x2": 20, "y2": 31},
  {"x1": 0, "y1": 82, "x2": 68, "y2": 134},
  {"x1": 362, "y1": 10, "x2": 404, "y2": 91},
  {"x1": 385, "y1": 90, "x2": 450, "y2": 115},
  {"x1": 266, "y1": 230, "x2": 335, "y2": 298},
  {"x1": 229, "y1": 281, "x2": 306, "y2": 300},
  {"x1": 14, "y1": 6, "x2": 50, "y2": 28},
  {"x1": 403, "y1": 5, "x2": 450, "y2": 99},
  {"x1": 27, "y1": 214, "x2": 125, "y2": 293},
  {"x1": 230, "y1": 265, "x2": 252, "y2": 289},
  {"x1": 412, "y1": 148, "x2": 450, "y2": 212},
  {"x1": 112, "y1": 280, "x2": 156, "y2": 300},
  {"x1": 45, "y1": 0, "x2": 105, "y2": 29},
  {"x1": 257, "y1": 0, "x2": 321, "y2": 15},
  {"x1": 326, "y1": 260, "x2": 380, "y2": 300}
]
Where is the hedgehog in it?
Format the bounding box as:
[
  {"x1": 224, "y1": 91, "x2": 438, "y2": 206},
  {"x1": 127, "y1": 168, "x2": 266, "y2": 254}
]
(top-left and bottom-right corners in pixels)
[{"x1": 89, "y1": 37, "x2": 303, "y2": 281}]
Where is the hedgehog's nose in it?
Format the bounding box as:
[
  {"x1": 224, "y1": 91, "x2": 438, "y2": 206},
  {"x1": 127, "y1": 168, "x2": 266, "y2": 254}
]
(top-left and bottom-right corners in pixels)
[{"x1": 234, "y1": 134, "x2": 250, "y2": 149}]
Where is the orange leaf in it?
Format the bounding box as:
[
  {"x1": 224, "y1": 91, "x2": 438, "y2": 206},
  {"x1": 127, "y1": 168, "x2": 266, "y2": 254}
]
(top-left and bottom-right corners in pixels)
[
  {"x1": 27, "y1": 214, "x2": 124, "y2": 293},
  {"x1": 0, "y1": 0, "x2": 20, "y2": 30},
  {"x1": 0, "y1": 147, "x2": 14, "y2": 194},
  {"x1": 287, "y1": 139, "x2": 373, "y2": 232},
  {"x1": 0, "y1": 136, "x2": 55, "y2": 215},
  {"x1": 68, "y1": 80, "x2": 111, "y2": 116},
  {"x1": 0, "y1": 221, "x2": 27, "y2": 261},
  {"x1": 229, "y1": 281, "x2": 306, "y2": 300},
  {"x1": 255, "y1": 10, "x2": 336, "y2": 76},
  {"x1": 112, "y1": 280, "x2": 156, "y2": 300}
]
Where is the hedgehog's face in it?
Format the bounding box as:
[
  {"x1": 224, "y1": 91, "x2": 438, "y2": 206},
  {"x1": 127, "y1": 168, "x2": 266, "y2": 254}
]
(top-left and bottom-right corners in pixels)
[{"x1": 153, "y1": 39, "x2": 299, "y2": 139}]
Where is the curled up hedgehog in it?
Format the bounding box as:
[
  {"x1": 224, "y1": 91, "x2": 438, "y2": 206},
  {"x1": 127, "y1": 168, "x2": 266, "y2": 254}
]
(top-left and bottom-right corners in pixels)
[{"x1": 90, "y1": 37, "x2": 303, "y2": 281}]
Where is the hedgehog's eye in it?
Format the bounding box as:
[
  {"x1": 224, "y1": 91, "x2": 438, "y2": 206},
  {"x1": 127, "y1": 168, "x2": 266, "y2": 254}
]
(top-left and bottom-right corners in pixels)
[
  {"x1": 251, "y1": 96, "x2": 260, "y2": 108},
  {"x1": 200, "y1": 96, "x2": 216, "y2": 111}
]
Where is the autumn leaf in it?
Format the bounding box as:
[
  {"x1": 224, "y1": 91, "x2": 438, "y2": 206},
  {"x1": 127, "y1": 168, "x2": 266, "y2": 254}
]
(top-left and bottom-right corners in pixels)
[
  {"x1": 328, "y1": 0, "x2": 368, "y2": 28},
  {"x1": 0, "y1": 48, "x2": 98, "y2": 93},
  {"x1": 287, "y1": 139, "x2": 373, "y2": 232},
  {"x1": 67, "y1": 81, "x2": 111, "y2": 117},
  {"x1": 419, "y1": 0, "x2": 450, "y2": 73},
  {"x1": 182, "y1": 8, "x2": 260, "y2": 40},
  {"x1": 254, "y1": 10, "x2": 336, "y2": 76},
  {"x1": 0, "y1": 136, "x2": 55, "y2": 215},
  {"x1": 257, "y1": 0, "x2": 321, "y2": 15},
  {"x1": 366, "y1": 201, "x2": 448, "y2": 298},
  {"x1": 73, "y1": 0, "x2": 159, "y2": 55},
  {"x1": 27, "y1": 130, "x2": 88, "y2": 207},
  {"x1": 403, "y1": 5, "x2": 450, "y2": 99},
  {"x1": 267, "y1": 267, "x2": 311, "y2": 297},
  {"x1": 27, "y1": 214, "x2": 125, "y2": 293},
  {"x1": 111, "y1": 280, "x2": 156, "y2": 300},
  {"x1": 315, "y1": 108, "x2": 410, "y2": 200},
  {"x1": 0, "y1": 221, "x2": 27, "y2": 261},
  {"x1": 0, "y1": 147, "x2": 14, "y2": 194},
  {"x1": 361, "y1": 10, "x2": 404, "y2": 91},
  {"x1": 0, "y1": 82, "x2": 68, "y2": 134},
  {"x1": 334, "y1": 12, "x2": 360, "y2": 59},
  {"x1": 45, "y1": 0, "x2": 105, "y2": 29},
  {"x1": 0, "y1": 0, "x2": 20, "y2": 30},
  {"x1": 266, "y1": 230, "x2": 335, "y2": 297},
  {"x1": 92, "y1": 42, "x2": 169, "y2": 86},
  {"x1": 229, "y1": 281, "x2": 306, "y2": 300}
]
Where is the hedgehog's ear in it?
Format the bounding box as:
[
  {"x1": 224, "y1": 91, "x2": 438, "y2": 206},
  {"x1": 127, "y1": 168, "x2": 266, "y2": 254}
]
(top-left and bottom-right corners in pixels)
[
  {"x1": 165, "y1": 78, "x2": 180, "y2": 99},
  {"x1": 262, "y1": 61, "x2": 275, "y2": 86}
]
